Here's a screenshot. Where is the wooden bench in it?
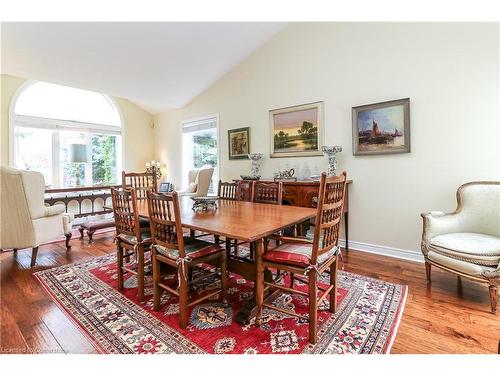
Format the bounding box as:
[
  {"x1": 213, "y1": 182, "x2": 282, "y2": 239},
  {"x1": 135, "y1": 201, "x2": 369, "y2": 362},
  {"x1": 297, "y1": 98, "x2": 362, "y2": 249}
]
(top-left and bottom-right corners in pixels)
[{"x1": 79, "y1": 218, "x2": 116, "y2": 243}]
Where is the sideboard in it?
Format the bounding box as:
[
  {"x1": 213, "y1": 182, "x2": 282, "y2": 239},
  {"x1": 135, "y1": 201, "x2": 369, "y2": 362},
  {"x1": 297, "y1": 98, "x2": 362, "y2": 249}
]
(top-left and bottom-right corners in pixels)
[{"x1": 234, "y1": 179, "x2": 352, "y2": 250}]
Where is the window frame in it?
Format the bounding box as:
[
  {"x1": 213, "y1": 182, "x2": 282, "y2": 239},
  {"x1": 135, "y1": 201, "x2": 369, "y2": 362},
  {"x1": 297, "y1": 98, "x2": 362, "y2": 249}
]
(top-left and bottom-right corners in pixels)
[
  {"x1": 9, "y1": 80, "x2": 124, "y2": 188},
  {"x1": 181, "y1": 114, "x2": 220, "y2": 194}
]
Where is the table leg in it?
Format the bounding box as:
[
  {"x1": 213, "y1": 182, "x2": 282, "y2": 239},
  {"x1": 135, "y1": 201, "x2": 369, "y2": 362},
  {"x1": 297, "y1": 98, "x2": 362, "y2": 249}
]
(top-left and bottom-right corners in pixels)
[
  {"x1": 344, "y1": 211, "x2": 349, "y2": 251},
  {"x1": 234, "y1": 239, "x2": 281, "y2": 325}
]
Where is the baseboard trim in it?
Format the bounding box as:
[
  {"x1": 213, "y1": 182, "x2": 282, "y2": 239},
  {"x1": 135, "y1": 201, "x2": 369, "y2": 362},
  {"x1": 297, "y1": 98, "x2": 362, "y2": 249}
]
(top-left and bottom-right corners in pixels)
[{"x1": 339, "y1": 239, "x2": 424, "y2": 263}]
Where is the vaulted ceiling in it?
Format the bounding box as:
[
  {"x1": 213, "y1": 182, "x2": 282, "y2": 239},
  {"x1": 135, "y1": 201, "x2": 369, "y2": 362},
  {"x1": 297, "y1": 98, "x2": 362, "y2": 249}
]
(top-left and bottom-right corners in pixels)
[{"x1": 1, "y1": 22, "x2": 286, "y2": 113}]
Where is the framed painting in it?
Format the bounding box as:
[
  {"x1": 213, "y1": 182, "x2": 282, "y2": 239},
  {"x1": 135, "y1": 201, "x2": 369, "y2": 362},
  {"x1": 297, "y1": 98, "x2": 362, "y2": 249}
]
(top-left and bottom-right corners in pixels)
[
  {"x1": 270, "y1": 102, "x2": 324, "y2": 158},
  {"x1": 352, "y1": 98, "x2": 410, "y2": 156},
  {"x1": 228, "y1": 127, "x2": 250, "y2": 160}
]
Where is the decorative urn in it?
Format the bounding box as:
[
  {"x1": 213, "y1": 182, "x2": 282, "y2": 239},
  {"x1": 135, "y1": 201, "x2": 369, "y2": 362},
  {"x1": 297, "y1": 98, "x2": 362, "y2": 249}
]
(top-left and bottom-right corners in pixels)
[{"x1": 322, "y1": 145, "x2": 343, "y2": 176}]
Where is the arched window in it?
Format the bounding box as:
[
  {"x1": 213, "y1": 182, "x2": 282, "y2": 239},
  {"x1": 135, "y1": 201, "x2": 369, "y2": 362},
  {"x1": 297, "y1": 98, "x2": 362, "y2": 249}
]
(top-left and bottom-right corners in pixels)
[{"x1": 12, "y1": 81, "x2": 122, "y2": 188}]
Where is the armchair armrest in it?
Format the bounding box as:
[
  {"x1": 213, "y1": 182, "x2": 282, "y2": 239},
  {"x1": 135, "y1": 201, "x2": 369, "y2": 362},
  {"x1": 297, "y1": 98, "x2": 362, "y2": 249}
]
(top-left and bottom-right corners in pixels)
[
  {"x1": 421, "y1": 211, "x2": 461, "y2": 256},
  {"x1": 267, "y1": 235, "x2": 313, "y2": 245},
  {"x1": 44, "y1": 203, "x2": 65, "y2": 217}
]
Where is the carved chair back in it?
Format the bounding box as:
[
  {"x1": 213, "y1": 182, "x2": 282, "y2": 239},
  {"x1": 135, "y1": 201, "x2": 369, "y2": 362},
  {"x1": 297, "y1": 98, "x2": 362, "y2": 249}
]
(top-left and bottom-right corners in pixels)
[
  {"x1": 217, "y1": 180, "x2": 238, "y2": 200},
  {"x1": 252, "y1": 181, "x2": 283, "y2": 205},
  {"x1": 111, "y1": 188, "x2": 142, "y2": 241},
  {"x1": 146, "y1": 191, "x2": 187, "y2": 259},
  {"x1": 236, "y1": 180, "x2": 253, "y2": 201},
  {"x1": 310, "y1": 172, "x2": 347, "y2": 265},
  {"x1": 122, "y1": 171, "x2": 158, "y2": 200}
]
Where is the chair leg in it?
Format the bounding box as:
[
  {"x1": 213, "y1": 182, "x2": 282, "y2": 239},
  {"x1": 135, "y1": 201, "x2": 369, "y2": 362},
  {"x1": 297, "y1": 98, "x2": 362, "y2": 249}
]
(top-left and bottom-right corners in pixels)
[
  {"x1": 30, "y1": 246, "x2": 39, "y2": 267},
  {"x1": 425, "y1": 261, "x2": 431, "y2": 282},
  {"x1": 136, "y1": 246, "x2": 145, "y2": 302},
  {"x1": 255, "y1": 241, "x2": 265, "y2": 326},
  {"x1": 234, "y1": 239, "x2": 239, "y2": 257},
  {"x1": 214, "y1": 234, "x2": 220, "y2": 244},
  {"x1": 79, "y1": 227, "x2": 84, "y2": 239},
  {"x1": 290, "y1": 272, "x2": 295, "y2": 288},
  {"x1": 65, "y1": 233, "x2": 72, "y2": 250},
  {"x1": 220, "y1": 254, "x2": 228, "y2": 304},
  {"x1": 178, "y1": 267, "x2": 189, "y2": 329},
  {"x1": 152, "y1": 250, "x2": 161, "y2": 311},
  {"x1": 490, "y1": 285, "x2": 498, "y2": 314},
  {"x1": 308, "y1": 269, "x2": 318, "y2": 344},
  {"x1": 329, "y1": 259, "x2": 338, "y2": 313},
  {"x1": 87, "y1": 230, "x2": 95, "y2": 244},
  {"x1": 117, "y1": 245, "x2": 124, "y2": 291}
]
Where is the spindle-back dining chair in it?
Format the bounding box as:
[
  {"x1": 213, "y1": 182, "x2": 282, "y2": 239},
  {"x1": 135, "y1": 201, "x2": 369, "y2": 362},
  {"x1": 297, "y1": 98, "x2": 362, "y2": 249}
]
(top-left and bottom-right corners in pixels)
[
  {"x1": 252, "y1": 181, "x2": 283, "y2": 205},
  {"x1": 147, "y1": 191, "x2": 228, "y2": 328},
  {"x1": 217, "y1": 180, "x2": 239, "y2": 200},
  {"x1": 255, "y1": 172, "x2": 348, "y2": 344},
  {"x1": 111, "y1": 188, "x2": 152, "y2": 302},
  {"x1": 122, "y1": 171, "x2": 157, "y2": 200}
]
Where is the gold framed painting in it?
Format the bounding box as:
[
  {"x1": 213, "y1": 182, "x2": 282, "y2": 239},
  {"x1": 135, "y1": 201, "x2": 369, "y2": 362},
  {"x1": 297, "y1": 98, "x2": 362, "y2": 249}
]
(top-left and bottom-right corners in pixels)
[
  {"x1": 228, "y1": 127, "x2": 250, "y2": 160},
  {"x1": 352, "y1": 98, "x2": 410, "y2": 156},
  {"x1": 270, "y1": 102, "x2": 324, "y2": 158}
]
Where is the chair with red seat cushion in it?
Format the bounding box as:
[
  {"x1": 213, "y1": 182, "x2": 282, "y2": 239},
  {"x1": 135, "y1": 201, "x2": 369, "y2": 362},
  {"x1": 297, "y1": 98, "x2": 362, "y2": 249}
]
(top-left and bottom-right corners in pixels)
[
  {"x1": 255, "y1": 172, "x2": 348, "y2": 344},
  {"x1": 263, "y1": 242, "x2": 338, "y2": 268},
  {"x1": 147, "y1": 190, "x2": 227, "y2": 329}
]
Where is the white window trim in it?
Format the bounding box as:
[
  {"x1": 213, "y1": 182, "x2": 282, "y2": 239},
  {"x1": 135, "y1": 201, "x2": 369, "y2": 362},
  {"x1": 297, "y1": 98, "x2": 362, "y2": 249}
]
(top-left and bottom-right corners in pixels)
[
  {"x1": 181, "y1": 114, "x2": 220, "y2": 193},
  {"x1": 9, "y1": 80, "x2": 125, "y2": 187}
]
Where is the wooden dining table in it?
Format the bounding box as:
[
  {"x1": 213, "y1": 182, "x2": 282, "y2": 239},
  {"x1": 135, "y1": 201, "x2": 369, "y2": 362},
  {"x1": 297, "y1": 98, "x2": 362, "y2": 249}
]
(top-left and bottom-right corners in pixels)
[{"x1": 130, "y1": 197, "x2": 317, "y2": 324}]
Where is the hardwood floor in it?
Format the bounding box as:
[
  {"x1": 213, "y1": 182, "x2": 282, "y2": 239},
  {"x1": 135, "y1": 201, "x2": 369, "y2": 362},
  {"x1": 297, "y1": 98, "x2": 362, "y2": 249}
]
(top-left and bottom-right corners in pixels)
[{"x1": 1, "y1": 231, "x2": 499, "y2": 354}]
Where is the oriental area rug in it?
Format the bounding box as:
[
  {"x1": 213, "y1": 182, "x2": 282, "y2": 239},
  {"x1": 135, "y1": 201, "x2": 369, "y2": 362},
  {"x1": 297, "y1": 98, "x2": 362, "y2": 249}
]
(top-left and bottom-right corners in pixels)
[{"x1": 35, "y1": 253, "x2": 407, "y2": 354}]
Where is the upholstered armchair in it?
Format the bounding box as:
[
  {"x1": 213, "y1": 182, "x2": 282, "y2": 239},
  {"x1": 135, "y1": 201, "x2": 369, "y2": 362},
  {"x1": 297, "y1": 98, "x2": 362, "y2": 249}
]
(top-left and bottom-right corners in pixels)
[
  {"x1": 178, "y1": 165, "x2": 214, "y2": 197},
  {"x1": 421, "y1": 181, "x2": 500, "y2": 313},
  {"x1": 0, "y1": 167, "x2": 74, "y2": 267}
]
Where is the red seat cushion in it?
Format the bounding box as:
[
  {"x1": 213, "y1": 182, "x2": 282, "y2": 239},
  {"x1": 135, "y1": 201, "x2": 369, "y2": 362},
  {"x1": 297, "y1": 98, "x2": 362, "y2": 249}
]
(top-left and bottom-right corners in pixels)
[
  {"x1": 155, "y1": 237, "x2": 224, "y2": 260},
  {"x1": 263, "y1": 243, "x2": 339, "y2": 268}
]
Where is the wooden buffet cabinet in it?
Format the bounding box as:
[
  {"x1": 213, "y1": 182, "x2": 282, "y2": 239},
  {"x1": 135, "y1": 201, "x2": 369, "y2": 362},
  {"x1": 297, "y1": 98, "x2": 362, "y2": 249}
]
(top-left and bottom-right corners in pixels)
[{"x1": 234, "y1": 179, "x2": 352, "y2": 250}]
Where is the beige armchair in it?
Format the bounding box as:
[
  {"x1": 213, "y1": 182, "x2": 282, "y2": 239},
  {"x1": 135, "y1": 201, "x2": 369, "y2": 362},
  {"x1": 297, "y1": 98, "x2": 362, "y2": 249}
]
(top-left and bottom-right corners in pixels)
[
  {"x1": 178, "y1": 165, "x2": 214, "y2": 197},
  {"x1": 0, "y1": 167, "x2": 74, "y2": 267},
  {"x1": 421, "y1": 181, "x2": 500, "y2": 313}
]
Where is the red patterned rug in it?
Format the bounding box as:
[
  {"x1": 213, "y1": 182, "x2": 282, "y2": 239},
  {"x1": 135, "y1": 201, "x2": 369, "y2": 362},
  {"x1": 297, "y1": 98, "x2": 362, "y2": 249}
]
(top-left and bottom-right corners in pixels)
[{"x1": 35, "y1": 253, "x2": 407, "y2": 354}]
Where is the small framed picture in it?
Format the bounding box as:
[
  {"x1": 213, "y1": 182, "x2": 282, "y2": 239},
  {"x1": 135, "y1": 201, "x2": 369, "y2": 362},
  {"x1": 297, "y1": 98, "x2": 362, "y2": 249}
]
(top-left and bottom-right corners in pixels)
[
  {"x1": 270, "y1": 101, "x2": 324, "y2": 158},
  {"x1": 352, "y1": 98, "x2": 410, "y2": 156},
  {"x1": 228, "y1": 127, "x2": 250, "y2": 160},
  {"x1": 159, "y1": 182, "x2": 173, "y2": 193}
]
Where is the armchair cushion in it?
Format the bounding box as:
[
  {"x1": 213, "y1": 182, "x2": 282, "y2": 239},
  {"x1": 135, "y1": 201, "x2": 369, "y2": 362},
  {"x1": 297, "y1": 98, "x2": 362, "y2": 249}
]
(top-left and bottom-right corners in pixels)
[
  {"x1": 263, "y1": 243, "x2": 339, "y2": 268},
  {"x1": 429, "y1": 232, "x2": 500, "y2": 266}
]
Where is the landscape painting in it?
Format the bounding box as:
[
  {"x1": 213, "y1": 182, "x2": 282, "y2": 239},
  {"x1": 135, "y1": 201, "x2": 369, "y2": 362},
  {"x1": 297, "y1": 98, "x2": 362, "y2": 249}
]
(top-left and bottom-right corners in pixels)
[
  {"x1": 352, "y1": 98, "x2": 410, "y2": 155},
  {"x1": 270, "y1": 102, "x2": 323, "y2": 158},
  {"x1": 228, "y1": 127, "x2": 250, "y2": 159}
]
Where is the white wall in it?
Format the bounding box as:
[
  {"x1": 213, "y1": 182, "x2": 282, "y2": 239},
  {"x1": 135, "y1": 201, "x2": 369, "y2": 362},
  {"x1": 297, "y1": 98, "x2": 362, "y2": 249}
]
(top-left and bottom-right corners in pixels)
[{"x1": 154, "y1": 23, "x2": 500, "y2": 255}]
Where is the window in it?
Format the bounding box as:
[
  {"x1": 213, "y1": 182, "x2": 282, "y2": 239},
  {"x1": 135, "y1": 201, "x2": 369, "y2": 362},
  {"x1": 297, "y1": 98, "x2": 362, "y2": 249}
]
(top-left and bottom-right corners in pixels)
[
  {"x1": 182, "y1": 116, "x2": 219, "y2": 195},
  {"x1": 12, "y1": 81, "x2": 122, "y2": 188}
]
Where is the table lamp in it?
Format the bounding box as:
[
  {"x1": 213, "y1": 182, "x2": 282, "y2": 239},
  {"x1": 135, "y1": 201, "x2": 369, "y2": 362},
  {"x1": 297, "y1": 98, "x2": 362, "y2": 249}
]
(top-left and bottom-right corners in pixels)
[{"x1": 69, "y1": 144, "x2": 88, "y2": 186}]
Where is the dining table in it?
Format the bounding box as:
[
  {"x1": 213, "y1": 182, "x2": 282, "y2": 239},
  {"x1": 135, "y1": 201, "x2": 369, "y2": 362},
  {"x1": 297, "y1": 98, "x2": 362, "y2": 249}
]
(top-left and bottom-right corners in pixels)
[{"x1": 122, "y1": 196, "x2": 317, "y2": 324}]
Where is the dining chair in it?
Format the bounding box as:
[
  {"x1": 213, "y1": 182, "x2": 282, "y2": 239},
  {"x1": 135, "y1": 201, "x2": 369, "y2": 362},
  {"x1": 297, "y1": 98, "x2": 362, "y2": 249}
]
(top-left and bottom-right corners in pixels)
[
  {"x1": 122, "y1": 171, "x2": 158, "y2": 200},
  {"x1": 111, "y1": 188, "x2": 152, "y2": 302},
  {"x1": 217, "y1": 180, "x2": 239, "y2": 200},
  {"x1": 147, "y1": 190, "x2": 228, "y2": 329},
  {"x1": 252, "y1": 181, "x2": 283, "y2": 205},
  {"x1": 235, "y1": 180, "x2": 253, "y2": 201},
  {"x1": 255, "y1": 172, "x2": 348, "y2": 344}
]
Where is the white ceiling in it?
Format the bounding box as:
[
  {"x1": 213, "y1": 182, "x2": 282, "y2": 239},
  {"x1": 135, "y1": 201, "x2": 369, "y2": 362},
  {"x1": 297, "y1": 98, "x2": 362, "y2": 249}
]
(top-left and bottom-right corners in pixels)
[{"x1": 1, "y1": 22, "x2": 286, "y2": 113}]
